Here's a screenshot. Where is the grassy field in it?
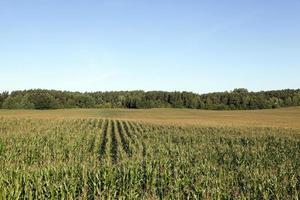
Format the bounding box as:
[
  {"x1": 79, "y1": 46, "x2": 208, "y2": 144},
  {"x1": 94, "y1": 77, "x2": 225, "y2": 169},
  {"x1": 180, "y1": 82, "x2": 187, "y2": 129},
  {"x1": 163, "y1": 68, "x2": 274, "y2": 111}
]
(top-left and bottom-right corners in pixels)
[
  {"x1": 0, "y1": 107, "x2": 300, "y2": 129},
  {"x1": 0, "y1": 108, "x2": 299, "y2": 199}
]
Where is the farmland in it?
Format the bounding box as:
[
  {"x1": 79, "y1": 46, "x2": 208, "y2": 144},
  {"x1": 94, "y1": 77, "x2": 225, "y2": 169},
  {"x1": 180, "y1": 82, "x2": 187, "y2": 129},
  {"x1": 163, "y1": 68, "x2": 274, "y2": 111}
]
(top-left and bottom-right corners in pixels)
[
  {"x1": 0, "y1": 108, "x2": 299, "y2": 199},
  {"x1": 0, "y1": 107, "x2": 300, "y2": 129}
]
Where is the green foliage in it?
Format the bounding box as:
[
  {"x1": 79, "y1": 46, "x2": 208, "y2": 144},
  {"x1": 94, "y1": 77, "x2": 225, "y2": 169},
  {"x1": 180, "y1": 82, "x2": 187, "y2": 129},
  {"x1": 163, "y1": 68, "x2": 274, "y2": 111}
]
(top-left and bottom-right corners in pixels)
[
  {"x1": 2, "y1": 94, "x2": 35, "y2": 109},
  {"x1": 0, "y1": 92, "x2": 9, "y2": 109},
  {"x1": 27, "y1": 93, "x2": 59, "y2": 109},
  {"x1": 0, "y1": 89, "x2": 300, "y2": 110},
  {"x1": 233, "y1": 88, "x2": 249, "y2": 93},
  {"x1": 73, "y1": 93, "x2": 95, "y2": 108},
  {"x1": 0, "y1": 92, "x2": 9, "y2": 108},
  {"x1": 0, "y1": 119, "x2": 299, "y2": 199}
]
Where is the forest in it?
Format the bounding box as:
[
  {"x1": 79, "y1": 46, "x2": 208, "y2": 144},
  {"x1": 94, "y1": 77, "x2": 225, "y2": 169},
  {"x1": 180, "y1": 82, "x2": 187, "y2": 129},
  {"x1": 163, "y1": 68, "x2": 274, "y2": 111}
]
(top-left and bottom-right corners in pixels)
[{"x1": 0, "y1": 88, "x2": 299, "y2": 110}]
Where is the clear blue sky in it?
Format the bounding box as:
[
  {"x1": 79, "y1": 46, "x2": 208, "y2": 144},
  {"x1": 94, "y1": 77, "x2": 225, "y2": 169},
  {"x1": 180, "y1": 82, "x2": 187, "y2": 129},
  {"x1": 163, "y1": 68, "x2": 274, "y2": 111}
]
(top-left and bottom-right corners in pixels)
[{"x1": 0, "y1": 0, "x2": 299, "y2": 93}]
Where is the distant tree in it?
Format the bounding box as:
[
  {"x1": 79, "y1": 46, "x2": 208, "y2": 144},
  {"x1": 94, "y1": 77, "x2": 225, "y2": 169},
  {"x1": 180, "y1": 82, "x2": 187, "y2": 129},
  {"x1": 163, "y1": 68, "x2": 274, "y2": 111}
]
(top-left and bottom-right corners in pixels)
[
  {"x1": 0, "y1": 92, "x2": 9, "y2": 108},
  {"x1": 241, "y1": 96, "x2": 251, "y2": 109},
  {"x1": 233, "y1": 88, "x2": 249, "y2": 93},
  {"x1": 182, "y1": 92, "x2": 198, "y2": 108},
  {"x1": 74, "y1": 94, "x2": 95, "y2": 108},
  {"x1": 268, "y1": 97, "x2": 281, "y2": 108},
  {"x1": 27, "y1": 93, "x2": 59, "y2": 109},
  {"x1": 284, "y1": 97, "x2": 293, "y2": 106},
  {"x1": 197, "y1": 100, "x2": 205, "y2": 109},
  {"x1": 2, "y1": 94, "x2": 35, "y2": 109},
  {"x1": 0, "y1": 88, "x2": 299, "y2": 110},
  {"x1": 292, "y1": 93, "x2": 300, "y2": 106}
]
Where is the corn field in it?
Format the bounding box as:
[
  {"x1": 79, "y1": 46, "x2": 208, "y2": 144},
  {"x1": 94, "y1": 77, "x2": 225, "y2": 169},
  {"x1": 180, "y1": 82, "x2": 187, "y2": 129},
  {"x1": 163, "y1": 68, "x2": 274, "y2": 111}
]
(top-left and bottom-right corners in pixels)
[{"x1": 0, "y1": 118, "x2": 299, "y2": 199}]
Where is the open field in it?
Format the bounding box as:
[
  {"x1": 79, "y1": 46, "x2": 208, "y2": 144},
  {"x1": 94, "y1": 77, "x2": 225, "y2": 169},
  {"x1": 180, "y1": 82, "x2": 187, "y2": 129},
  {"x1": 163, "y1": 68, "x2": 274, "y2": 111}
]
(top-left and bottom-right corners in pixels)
[
  {"x1": 0, "y1": 108, "x2": 299, "y2": 199},
  {"x1": 0, "y1": 118, "x2": 299, "y2": 199},
  {"x1": 0, "y1": 107, "x2": 300, "y2": 129}
]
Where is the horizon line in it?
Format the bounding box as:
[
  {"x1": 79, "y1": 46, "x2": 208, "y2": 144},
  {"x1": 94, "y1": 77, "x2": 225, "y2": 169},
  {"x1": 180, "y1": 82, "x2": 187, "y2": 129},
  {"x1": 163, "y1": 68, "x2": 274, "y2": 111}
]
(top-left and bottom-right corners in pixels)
[{"x1": 1, "y1": 87, "x2": 299, "y2": 95}]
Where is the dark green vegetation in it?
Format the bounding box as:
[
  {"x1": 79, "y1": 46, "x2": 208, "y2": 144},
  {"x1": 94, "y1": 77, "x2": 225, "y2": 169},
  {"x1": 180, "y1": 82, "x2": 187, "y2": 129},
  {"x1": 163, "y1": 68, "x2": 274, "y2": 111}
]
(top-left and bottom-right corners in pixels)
[
  {"x1": 1, "y1": 88, "x2": 300, "y2": 110},
  {"x1": 0, "y1": 118, "x2": 299, "y2": 199}
]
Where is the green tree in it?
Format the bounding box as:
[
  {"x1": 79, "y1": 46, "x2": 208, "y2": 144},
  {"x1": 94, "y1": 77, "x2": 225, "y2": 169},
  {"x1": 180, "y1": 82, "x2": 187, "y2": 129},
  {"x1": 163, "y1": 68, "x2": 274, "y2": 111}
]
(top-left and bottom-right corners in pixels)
[
  {"x1": 2, "y1": 94, "x2": 35, "y2": 109},
  {"x1": 27, "y1": 93, "x2": 59, "y2": 109},
  {"x1": 74, "y1": 94, "x2": 95, "y2": 108},
  {"x1": 0, "y1": 92, "x2": 9, "y2": 108},
  {"x1": 233, "y1": 88, "x2": 249, "y2": 93},
  {"x1": 285, "y1": 97, "x2": 293, "y2": 106}
]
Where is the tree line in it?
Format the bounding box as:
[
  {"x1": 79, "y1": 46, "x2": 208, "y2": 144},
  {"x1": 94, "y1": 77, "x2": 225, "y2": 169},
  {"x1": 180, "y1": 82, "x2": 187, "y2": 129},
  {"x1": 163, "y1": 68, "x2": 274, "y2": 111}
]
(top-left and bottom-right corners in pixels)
[{"x1": 0, "y1": 88, "x2": 299, "y2": 110}]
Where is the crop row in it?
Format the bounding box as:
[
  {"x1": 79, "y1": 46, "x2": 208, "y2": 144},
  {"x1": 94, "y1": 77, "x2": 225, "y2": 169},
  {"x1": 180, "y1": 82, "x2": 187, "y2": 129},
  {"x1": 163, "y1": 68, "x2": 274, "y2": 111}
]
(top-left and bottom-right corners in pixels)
[{"x1": 0, "y1": 118, "x2": 299, "y2": 199}]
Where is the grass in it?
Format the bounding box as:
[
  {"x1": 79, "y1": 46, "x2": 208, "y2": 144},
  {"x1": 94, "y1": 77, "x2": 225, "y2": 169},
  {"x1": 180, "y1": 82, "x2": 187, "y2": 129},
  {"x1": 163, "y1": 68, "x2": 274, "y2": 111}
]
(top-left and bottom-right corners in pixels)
[
  {"x1": 0, "y1": 108, "x2": 299, "y2": 199},
  {"x1": 0, "y1": 107, "x2": 300, "y2": 129}
]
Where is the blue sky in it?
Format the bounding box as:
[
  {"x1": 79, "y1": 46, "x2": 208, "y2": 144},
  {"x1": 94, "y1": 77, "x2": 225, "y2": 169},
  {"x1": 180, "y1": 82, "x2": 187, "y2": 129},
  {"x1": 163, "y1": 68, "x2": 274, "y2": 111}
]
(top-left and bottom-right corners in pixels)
[{"x1": 0, "y1": 0, "x2": 299, "y2": 93}]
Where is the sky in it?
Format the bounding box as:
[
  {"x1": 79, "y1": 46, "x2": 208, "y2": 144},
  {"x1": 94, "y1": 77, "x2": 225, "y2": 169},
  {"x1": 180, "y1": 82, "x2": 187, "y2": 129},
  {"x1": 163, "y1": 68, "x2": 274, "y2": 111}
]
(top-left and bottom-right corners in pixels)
[{"x1": 0, "y1": 0, "x2": 299, "y2": 93}]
